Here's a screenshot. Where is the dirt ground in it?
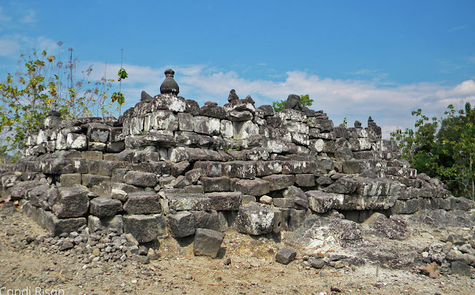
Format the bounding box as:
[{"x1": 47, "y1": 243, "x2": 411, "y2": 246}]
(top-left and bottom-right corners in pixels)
[{"x1": 1, "y1": 205, "x2": 474, "y2": 295}]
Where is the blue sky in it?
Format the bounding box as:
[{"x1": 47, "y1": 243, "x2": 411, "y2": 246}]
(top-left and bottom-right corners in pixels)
[{"x1": 1, "y1": 0, "x2": 474, "y2": 138}]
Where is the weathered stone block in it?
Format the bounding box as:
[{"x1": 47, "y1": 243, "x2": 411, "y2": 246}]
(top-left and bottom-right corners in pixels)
[
  {"x1": 67, "y1": 133, "x2": 88, "y2": 150},
  {"x1": 193, "y1": 228, "x2": 225, "y2": 258},
  {"x1": 222, "y1": 161, "x2": 256, "y2": 179},
  {"x1": 324, "y1": 178, "x2": 359, "y2": 194},
  {"x1": 106, "y1": 141, "x2": 125, "y2": 153},
  {"x1": 171, "y1": 161, "x2": 190, "y2": 177},
  {"x1": 283, "y1": 186, "x2": 308, "y2": 209},
  {"x1": 306, "y1": 190, "x2": 343, "y2": 213},
  {"x1": 60, "y1": 173, "x2": 82, "y2": 187},
  {"x1": 295, "y1": 174, "x2": 316, "y2": 187},
  {"x1": 167, "y1": 193, "x2": 211, "y2": 211},
  {"x1": 221, "y1": 119, "x2": 233, "y2": 138},
  {"x1": 37, "y1": 208, "x2": 86, "y2": 236},
  {"x1": 124, "y1": 171, "x2": 157, "y2": 187},
  {"x1": 236, "y1": 203, "x2": 274, "y2": 235},
  {"x1": 232, "y1": 121, "x2": 258, "y2": 140},
  {"x1": 90, "y1": 196, "x2": 123, "y2": 217},
  {"x1": 27, "y1": 184, "x2": 50, "y2": 209},
  {"x1": 82, "y1": 151, "x2": 103, "y2": 160},
  {"x1": 168, "y1": 211, "x2": 195, "y2": 238},
  {"x1": 281, "y1": 161, "x2": 316, "y2": 174},
  {"x1": 288, "y1": 209, "x2": 308, "y2": 230},
  {"x1": 149, "y1": 110, "x2": 178, "y2": 131},
  {"x1": 206, "y1": 192, "x2": 242, "y2": 211},
  {"x1": 262, "y1": 175, "x2": 295, "y2": 191},
  {"x1": 451, "y1": 261, "x2": 472, "y2": 277},
  {"x1": 342, "y1": 160, "x2": 371, "y2": 174},
  {"x1": 88, "y1": 215, "x2": 124, "y2": 234},
  {"x1": 124, "y1": 214, "x2": 165, "y2": 243},
  {"x1": 87, "y1": 123, "x2": 110, "y2": 143},
  {"x1": 178, "y1": 112, "x2": 194, "y2": 131},
  {"x1": 275, "y1": 248, "x2": 297, "y2": 265},
  {"x1": 193, "y1": 116, "x2": 221, "y2": 135},
  {"x1": 51, "y1": 186, "x2": 89, "y2": 218},
  {"x1": 88, "y1": 160, "x2": 128, "y2": 176},
  {"x1": 185, "y1": 168, "x2": 202, "y2": 184},
  {"x1": 390, "y1": 199, "x2": 420, "y2": 214},
  {"x1": 234, "y1": 179, "x2": 270, "y2": 197},
  {"x1": 82, "y1": 174, "x2": 110, "y2": 188},
  {"x1": 193, "y1": 161, "x2": 223, "y2": 177},
  {"x1": 273, "y1": 198, "x2": 294, "y2": 208},
  {"x1": 123, "y1": 192, "x2": 161, "y2": 214},
  {"x1": 192, "y1": 210, "x2": 224, "y2": 231},
  {"x1": 201, "y1": 176, "x2": 230, "y2": 192},
  {"x1": 273, "y1": 208, "x2": 289, "y2": 233}
]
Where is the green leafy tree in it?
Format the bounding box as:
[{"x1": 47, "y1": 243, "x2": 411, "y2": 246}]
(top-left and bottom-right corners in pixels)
[
  {"x1": 391, "y1": 102, "x2": 475, "y2": 199},
  {"x1": 0, "y1": 48, "x2": 116, "y2": 160},
  {"x1": 272, "y1": 94, "x2": 314, "y2": 112}
]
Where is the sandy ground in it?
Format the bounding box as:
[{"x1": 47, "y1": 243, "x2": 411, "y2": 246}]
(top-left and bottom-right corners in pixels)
[{"x1": 1, "y1": 205, "x2": 474, "y2": 295}]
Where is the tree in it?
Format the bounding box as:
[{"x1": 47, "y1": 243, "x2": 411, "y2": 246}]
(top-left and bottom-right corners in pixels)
[
  {"x1": 0, "y1": 48, "x2": 119, "y2": 161},
  {"x1": 391, "y1": 102, "x2": 475, "y2": 199},
  {"x1": 272, "y1": 94, "x2": 313, "y2": 112}
]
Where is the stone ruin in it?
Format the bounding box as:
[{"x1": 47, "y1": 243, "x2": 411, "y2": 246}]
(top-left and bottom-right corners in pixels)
[{"x1": 0, "y1": 69, "x2": 473, "y2": 261}]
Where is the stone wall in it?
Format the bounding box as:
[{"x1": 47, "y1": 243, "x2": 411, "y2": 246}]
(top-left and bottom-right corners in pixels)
[{"x1": 1, "y1": 92, "x2": 472, "y2": 243}]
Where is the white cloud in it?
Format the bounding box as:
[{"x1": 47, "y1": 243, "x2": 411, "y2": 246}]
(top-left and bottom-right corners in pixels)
[
  {"x1": 447, "y1": 25, "x2": 467, "y2": 32},
  {"x1": 19, "y1": 9, "x2": 36, "y2": 24},
  {"x1": 72, "y1": 63, "x2": 475, "y2": 138},
  {"x1": 0, "y1": 34, "x2": 57, "y2": 59}
]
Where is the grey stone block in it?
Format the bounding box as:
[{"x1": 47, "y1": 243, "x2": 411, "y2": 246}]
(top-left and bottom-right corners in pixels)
[
  {"x1": 306, "y1": 190, "x2": 343, "y2": 213},
  {"x1": 60, "y1": 173, "x2": 82, "y2": 187},
  {"x1": 283, "y1": 186, "x2": 308, "y2": 209},
  {"x1": 192, "y1": 211, "x2": 221, "y2": 231},
  {"x1": 168, "y1": 211, "x2": 195, "y2": 238},
  {"x1": 236, "y1": 203, "x2": 274, "y2": 235},
  {"x1": 275, "y1": 248, "x2": 297, "y2": 264},
  {"x1": 234, "y1": 179, "x2": 270, "y2": 197},
  {"x1": 37, "y1": 208, "x2": 86, "y2": 236},
  {"x1": 201, "y1": 176, "x2": 230, "y2": 192},
  {"x1": 82, "y1": 174, "x2": 110, "y2": 188},
  {"x1": 262, "y1": 175, "x2": 295, "y2": 191},
  {"x1": 273, "y1": 208, "x2": 289, "y2": 233},
  {"x1": 90, "y1": 196, "x2": 123, "y2": 217},
  {"x1": 206, "y1": 192, "x2": 241, "y2": 211},
  {"x1": 167, "y1": 193, "x2": 211, "y2": 211},
  {"x1": 273, "y1": 198, "x2": 294, "y2": 208},
  {"x1": 193, "y1": 228, "x2": 225, "y2": 258},
  {"x1": 123, "y1": 192, "x2": 161, "y2": 214},
  {"x1": 451, "y1": 261, "x2": 472, "y2": 277},
  {"x1": 27, "y1": 184, "x2": 50, "y2": 209},
  {"x1": 295, "y1": 174, "x2": 316, "y2": 187},
  {"x1": 88, "y1": 215, "x2": 124, "y2": 234},
  {"x1": 241, "y1": 195, "x2": 256, "y2": 205},
  {"x1": 124, "y1": 214, "x2": 164, "y2": 243},
  {"x1": 124, "y1": 171, "x2": 157, "y2": 187},
  {"x1": 51, "y1": 186, "x2": 89, "y2": 218},
  {"x1": 289, "y1": 209, "x2": 308, "y2": 231}
]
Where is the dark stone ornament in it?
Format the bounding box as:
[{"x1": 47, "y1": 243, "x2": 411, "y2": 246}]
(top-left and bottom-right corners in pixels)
[
  {"x1": 160, "y1": 68, "x2": 180, "y2": 95},
  {"x1": 228, "y1": 89, "x2": 239, "y2": 103},
  {"x1": 141, "y1": 91, "x2": 153, "y2": 102}
]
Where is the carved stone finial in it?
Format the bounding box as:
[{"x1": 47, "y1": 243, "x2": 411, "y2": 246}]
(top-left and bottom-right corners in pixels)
[
  {"x1": 284, "y1": 94, "x2": 303, "y2": 111},
  {"x1": 160, "y1": 68, "x2": 179, "y2": 95},
  {"x1": 228, "y1": 89, "x2": 239, "y2": 103}
]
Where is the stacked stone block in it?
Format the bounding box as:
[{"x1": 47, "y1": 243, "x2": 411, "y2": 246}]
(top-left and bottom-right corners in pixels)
[{"x1": 0, "y1": 92, "x2": 470, "y2": 244}]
